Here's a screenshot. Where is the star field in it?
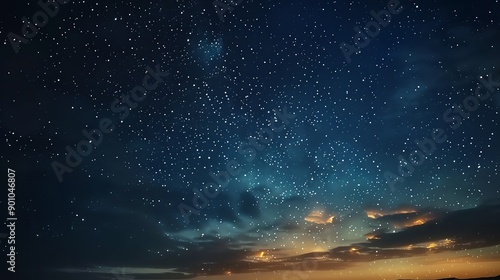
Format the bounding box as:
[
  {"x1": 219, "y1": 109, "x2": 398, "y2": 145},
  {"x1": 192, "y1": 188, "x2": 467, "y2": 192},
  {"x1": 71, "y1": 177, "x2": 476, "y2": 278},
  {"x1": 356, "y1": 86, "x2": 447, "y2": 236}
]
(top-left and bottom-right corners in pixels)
[{"x1": 1, "y1": 1, "x2": 500, "y2": 280}]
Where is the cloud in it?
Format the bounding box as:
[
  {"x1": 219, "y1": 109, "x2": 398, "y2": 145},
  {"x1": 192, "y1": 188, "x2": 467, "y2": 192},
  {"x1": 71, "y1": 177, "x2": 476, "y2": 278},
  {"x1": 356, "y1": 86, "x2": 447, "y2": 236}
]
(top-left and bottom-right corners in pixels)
[
  {"x1": 359, "y1": 203, "x2": 500, "y2": 251},
  {"x1": 54, "y1": 203, "x2": 500, "y2": 278},
  {"x1": 365, "y1": 205, "x2": 418, "y2": 219},
  {"x1": 365, "y1": 205, "x2": 447, "y2": 229},
  {"x1": 304, "y1": 210, "x2": 335, "y2": 225}
]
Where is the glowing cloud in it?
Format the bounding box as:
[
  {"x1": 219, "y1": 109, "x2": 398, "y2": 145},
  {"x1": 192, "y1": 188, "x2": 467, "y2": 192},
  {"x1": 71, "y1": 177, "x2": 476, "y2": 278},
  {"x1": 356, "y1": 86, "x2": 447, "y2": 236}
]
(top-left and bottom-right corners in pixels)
[
  {"x1": 364, "y1": 206, "x2": 443, "y2": 229},
  {"x1": 304, "y1": 210, "x2": 335, "y2": 225},
  {"x1": 365, "y1": 207, "x2": 418, "y2": 219}
]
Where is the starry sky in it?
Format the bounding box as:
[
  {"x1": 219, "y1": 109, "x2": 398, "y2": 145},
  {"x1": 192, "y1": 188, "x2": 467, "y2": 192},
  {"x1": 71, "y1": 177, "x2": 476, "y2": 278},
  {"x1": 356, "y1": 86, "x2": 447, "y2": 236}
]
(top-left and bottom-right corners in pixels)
[{"x1": 2, "y1": 0, "x2": 500, "y2": 280}]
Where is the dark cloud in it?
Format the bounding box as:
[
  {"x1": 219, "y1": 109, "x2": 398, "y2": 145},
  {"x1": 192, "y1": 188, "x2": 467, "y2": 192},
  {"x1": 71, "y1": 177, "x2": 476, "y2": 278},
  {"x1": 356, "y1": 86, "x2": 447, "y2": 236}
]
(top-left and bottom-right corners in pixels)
[
  {"x1": 372, "y1": 208, "x2": 447, "y2": 229},
  {"x1": 53, "y1": 204, "x2": 500, "y2": 279},
  {"x1": 361, "y1": 203, "x2": 500, "y2": 250}
]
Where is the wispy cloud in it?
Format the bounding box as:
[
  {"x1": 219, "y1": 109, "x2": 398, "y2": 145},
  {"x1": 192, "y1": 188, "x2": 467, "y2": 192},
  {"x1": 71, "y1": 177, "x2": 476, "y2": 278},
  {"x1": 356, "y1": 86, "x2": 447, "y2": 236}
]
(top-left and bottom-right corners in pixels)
[{"x1": 56, "y1": 203, "x2": 500, "y2": 278}]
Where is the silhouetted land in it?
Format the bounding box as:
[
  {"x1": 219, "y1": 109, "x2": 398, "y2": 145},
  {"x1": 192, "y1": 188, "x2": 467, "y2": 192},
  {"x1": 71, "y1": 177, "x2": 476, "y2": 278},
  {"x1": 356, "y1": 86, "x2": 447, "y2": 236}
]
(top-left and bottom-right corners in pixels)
[{"x1": 399, "y1": 276, "x2": 500, "y2": 280}]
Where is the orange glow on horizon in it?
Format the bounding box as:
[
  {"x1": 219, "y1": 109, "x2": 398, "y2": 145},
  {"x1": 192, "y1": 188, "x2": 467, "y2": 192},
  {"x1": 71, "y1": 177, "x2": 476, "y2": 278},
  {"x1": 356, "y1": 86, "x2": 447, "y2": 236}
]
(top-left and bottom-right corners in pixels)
[
  {"x1": 188, "y1": 245, "x2": 500, "y2": 280},
  {"x1": 427, "y1": 242, "x2": 438, "y2": 249},
  {"x1": 412, "y1": 219, "x2": 425, "y2": 225},
  {"x1": 364, "y1": 233, "x2": 381, "y2": 240}
]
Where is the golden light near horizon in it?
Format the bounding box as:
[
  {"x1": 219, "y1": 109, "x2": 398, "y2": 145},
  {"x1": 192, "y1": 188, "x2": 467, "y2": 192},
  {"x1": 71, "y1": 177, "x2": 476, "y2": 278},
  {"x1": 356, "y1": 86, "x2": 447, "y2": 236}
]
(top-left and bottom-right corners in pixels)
[
  {"x1": 216, "y1": 245, "x2": 500, "y2": 280},
  {"x1": 364, "y1": 233, "x2": 381, "y2": 240},
  {"x1": 247, "y1": 250, "x2": 276, "y2": 262},
  {"x1": 412, "y1": 219, "x2": 426, "y2": 225},
  {"x1": 401, "y1": 238, "x2": 455, "y2": 250},
  {"x1": 427, "y1": 238, "x2": 454, "y2": 249},
  {"x1": 427, "y1": 242, "x2": 438, "y2": 249}
]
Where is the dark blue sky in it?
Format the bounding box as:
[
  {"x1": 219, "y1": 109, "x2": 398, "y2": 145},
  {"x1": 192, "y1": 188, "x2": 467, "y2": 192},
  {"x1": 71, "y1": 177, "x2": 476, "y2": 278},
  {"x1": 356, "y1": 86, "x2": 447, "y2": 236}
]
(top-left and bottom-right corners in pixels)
[{"x1": 1, "y1": 1, "x2": 500, "y2": 279}]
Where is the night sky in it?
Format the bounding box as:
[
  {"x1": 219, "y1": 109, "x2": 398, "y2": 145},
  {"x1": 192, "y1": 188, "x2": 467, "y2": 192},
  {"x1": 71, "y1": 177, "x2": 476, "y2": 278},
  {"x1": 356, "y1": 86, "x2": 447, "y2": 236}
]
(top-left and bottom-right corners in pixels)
[{"x1": 2, "y1": 1, "x2": 500, "y2": 280}]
